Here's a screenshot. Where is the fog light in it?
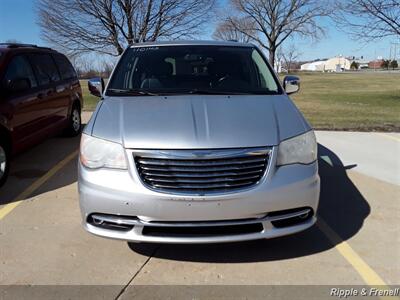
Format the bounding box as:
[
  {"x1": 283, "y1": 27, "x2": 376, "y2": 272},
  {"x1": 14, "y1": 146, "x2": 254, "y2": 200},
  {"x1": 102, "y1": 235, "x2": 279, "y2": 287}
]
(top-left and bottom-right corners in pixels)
[
  {"x1": 268, "y1": 207, "x2": 313, "y2": 228},
  {"x1": 88, "y1": 214, "x2": 134, "y2": 231}
]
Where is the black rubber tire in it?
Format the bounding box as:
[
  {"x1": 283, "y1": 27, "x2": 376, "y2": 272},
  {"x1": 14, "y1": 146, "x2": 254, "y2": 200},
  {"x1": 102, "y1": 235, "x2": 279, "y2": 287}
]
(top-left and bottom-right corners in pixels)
[
  {"x1": 0, "y1": 139, "x2": 10, "y2": 188},
  {"x1": 65, "y1": 103, "x2": 82, "y2": 137}
]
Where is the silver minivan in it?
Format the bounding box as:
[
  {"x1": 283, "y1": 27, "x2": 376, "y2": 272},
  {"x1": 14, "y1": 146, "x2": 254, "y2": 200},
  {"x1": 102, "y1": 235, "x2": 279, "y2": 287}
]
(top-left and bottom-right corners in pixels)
[{"x1": 78, "y1": 40, "x2": 320, "y2": 244}]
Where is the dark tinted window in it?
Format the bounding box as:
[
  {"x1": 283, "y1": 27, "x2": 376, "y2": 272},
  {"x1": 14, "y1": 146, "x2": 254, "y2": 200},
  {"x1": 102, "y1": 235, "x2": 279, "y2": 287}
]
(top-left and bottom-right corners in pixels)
[
  {"x1": 3, "y1": 55, "x2": 37, "y2": 88},
  {"x1": 107, "y1": 46, "x2": 279, "y2": 95},
  {"x1": 30, "y1": 53, "x2": 60, "y2": 85},
  {"x1": 53, "y1": 53, "x2": 77, "y2": 80}
]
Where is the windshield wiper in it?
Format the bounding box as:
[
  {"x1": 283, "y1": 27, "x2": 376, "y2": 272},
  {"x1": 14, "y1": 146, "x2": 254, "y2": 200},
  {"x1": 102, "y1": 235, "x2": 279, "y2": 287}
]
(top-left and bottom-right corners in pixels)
[
  {"x1": 107, "y1": 88, "x2": 159, "y2": 96},
  {"x1": 107, "y1": 88, "x2": 279, "y2": 96},
  {"x1": 186, "y1": 89, "x2": 279, "y2": 95}
]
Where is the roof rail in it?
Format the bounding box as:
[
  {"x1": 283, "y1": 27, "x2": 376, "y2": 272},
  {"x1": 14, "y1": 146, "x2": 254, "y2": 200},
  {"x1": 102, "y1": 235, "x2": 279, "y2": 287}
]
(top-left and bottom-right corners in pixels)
[{"x1": 0, "y1": 43, "x2": 52, "y2": 50}]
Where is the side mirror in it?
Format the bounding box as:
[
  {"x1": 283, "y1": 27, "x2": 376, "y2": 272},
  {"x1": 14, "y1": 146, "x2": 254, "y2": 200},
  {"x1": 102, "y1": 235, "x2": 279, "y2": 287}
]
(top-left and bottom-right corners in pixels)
[
  {"x1": 6, "y1": 78, "x2": 31, "y2": 92},
  {"x1": 88, "y1": 77, "x2": 104, "y2": 97},
  {"x1": 283, "y1": 75, "x2": 300, "y2": 95}
]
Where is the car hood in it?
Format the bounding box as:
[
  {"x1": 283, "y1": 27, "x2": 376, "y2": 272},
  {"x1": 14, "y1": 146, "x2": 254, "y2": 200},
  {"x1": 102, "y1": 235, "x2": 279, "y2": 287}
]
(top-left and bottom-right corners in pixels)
[{"x1": 87, "y1": 95, "x2": 310, "y2": 149}]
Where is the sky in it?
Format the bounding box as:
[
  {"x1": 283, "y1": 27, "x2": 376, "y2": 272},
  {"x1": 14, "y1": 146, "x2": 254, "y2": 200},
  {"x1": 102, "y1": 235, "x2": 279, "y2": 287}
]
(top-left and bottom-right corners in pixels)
[{"x1": 0, "y1": 0, "x2": 397, "y2": 61}]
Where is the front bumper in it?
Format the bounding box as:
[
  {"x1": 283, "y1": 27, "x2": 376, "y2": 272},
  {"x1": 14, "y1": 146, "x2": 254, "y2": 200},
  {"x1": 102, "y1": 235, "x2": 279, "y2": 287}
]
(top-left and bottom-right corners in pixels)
[{"x1": 78, "y1": 147, "x2": 320, "y2": 244}]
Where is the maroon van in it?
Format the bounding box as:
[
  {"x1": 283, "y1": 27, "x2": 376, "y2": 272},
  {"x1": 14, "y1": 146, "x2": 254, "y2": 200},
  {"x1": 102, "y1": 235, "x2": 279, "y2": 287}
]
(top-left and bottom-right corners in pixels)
[{"x1": 0, "y1": 43, "x2": 83, "y2": 187}]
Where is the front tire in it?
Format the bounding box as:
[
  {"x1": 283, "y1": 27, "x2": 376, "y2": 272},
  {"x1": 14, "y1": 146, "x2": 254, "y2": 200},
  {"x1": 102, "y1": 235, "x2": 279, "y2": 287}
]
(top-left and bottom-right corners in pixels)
[
  {"x1": 0, "y1": 140, "x2": 10, "y2": 188},
  {"x1": 65, "y1": 103, "x2": 82, "y2": 137}
]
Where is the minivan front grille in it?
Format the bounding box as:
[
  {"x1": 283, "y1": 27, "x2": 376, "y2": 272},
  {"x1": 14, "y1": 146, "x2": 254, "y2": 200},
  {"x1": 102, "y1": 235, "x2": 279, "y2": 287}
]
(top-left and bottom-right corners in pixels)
[{"x1": 134, "y1": 148, "x2": 270, "y2": 194}]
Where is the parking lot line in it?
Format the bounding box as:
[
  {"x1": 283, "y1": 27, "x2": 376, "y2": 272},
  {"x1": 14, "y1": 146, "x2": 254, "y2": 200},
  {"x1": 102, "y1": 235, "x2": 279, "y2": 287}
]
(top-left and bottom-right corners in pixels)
[
  {"x1": 0, "y1": 150, "x2": 79, "y2": 221},
  {"x1": 318, "y1": 218, "x2": 398, "y2": 299}
]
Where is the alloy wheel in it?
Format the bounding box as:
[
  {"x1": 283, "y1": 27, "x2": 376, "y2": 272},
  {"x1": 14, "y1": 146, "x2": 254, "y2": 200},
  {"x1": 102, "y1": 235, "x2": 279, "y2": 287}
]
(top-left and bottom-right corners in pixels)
[{"x1": 72, "y1": 108, "x2": 81, "y2": 132}]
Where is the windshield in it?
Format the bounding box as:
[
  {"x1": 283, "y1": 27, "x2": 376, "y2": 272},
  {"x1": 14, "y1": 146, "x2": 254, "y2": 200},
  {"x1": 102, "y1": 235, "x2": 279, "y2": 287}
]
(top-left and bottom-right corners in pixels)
[{"x1": 106, "y1": 45, "x2": 281, "y2": 96}]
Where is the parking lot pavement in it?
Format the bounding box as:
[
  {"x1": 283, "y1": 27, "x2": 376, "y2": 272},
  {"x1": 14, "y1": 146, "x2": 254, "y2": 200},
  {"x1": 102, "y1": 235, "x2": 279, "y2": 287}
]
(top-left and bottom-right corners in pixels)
[
  {"x1": 0, "y1": 115, "x2": 399, "y2": 298},
  {"x1": 316, "y1": 131, "x2": 400, "y2": 186}
]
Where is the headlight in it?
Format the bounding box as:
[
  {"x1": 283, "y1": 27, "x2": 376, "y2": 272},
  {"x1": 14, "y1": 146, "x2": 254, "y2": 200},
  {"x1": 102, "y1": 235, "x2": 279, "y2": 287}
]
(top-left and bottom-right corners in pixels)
[
  {"x1": 80, "y1": 134, "x2": 127, "y2": 169},
  {"x1": 277, "y1": 131, "x2": 317, "y2": 166}
]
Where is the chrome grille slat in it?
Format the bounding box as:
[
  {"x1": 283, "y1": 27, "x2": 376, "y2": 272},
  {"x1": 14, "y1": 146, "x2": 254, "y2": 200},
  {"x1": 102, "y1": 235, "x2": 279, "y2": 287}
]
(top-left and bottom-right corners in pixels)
[
  {"x1": 134, "y1": 148, "x2": 270, "y2": 194},
  {"x1": 141, "y1": 169, "x2": 264, "y2": 178},
  {"x1": 144, "y1": 174, "x2": 260, "y2": 183},
  {"x1": 139, "y1": 163, "x2": 266, "y2": 172},
  {"x1": 152, "y1": 181, "x2": 255, "y2": 190},
  {"x1": 137, "y1": 157, "x2": 266, "y2": 166}
]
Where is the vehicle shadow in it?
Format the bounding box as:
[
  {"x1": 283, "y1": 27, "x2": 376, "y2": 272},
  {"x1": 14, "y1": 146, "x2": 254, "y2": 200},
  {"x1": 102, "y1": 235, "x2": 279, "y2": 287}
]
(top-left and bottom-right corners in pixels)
[
  {"x1": 0, "y1": 131, "x2": 82, "y2": 205},
  {"x1": 128, "y1": 143, "x2": 371, "y2": 262}
]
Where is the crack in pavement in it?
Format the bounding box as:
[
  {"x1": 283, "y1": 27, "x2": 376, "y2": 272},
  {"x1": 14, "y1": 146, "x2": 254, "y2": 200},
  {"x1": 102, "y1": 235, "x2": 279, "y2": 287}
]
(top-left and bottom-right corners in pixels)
[{"x1": 115, "y1": 245, "x2": 161, "y2": 300}]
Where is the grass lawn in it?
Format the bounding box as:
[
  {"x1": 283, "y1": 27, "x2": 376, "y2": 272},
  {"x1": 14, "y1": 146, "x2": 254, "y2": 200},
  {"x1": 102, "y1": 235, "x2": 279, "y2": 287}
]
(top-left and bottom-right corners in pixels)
[
  {"x1": 80, "y1": 72, "x2": 400, "y2": 131},
  {"x1": 81, "y1": 79, "x2": 100, "y2": 111},
  {"x1": 289, "y1": 72, "x2": 400, "y2": 131}
]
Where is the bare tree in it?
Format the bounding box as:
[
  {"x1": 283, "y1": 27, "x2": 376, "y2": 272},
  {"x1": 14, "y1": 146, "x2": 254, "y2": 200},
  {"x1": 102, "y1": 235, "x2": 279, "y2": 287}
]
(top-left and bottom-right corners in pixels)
[
  {"x1": 281, "y1": 44, "x2": 301, "y2": 72},
  {"x1": 37, "y1": 0, "x2": 215, "y2": 56},
  {"x1": 213, "y1": 18, "x2": 255, "y2": 43},
  {"x1": 70, "y1": 56, "x2": 94, "y2": 78},
  {"x1": 275, "y1": 47, "x2": 285, "y2": 70},
  {"x1": 334, "y1": 0, "x2": 400, "y2": 40},
  {"x1": 224, "y1": 0, "x2": 331, "y2": 66},
  {"x1": 100, "y1": 59, "x2": 115, "y2": 77}
]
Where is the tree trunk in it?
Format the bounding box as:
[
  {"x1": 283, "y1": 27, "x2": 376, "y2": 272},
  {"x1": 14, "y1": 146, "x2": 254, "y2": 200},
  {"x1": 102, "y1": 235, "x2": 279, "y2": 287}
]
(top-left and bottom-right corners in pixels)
[
  {"x1": 116, "y1": 46, "x2": 124, "y2": 55},
  {"x1": 269, "y1": 45, "x2": 276, "y2": 70}
]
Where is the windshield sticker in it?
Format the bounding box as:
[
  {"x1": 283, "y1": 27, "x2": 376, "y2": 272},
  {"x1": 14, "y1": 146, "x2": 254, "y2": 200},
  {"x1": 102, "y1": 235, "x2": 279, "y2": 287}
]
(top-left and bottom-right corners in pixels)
[{"x1": 131, "y1": 46, "x2": 159, "y2": 52}]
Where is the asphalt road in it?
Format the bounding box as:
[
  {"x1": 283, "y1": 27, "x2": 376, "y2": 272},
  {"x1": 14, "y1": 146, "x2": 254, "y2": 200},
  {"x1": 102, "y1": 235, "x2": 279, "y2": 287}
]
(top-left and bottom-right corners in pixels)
[{"x1": 0, "y1": 112, "x2": 399, "y2": 299}]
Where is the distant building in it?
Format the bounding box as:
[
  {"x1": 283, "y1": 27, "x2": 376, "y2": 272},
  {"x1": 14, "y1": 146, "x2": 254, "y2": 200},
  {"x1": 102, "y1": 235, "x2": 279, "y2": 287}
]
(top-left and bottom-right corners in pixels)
[
  {"x1": 300, "y1": 60, "x2": 326, "y2": 71},
  {"x1": 324, "y1": 56, "x2": 352, "y2": 72},
  {"x1": 368, "y1": 59, "x2": 385, "y2": 69},
  {"x1": 354, "y1": 59, "x2": 369, "y2": 69},
  {"x1": 300, "y1": 56, "x2": 360, "y2": 72},
  {"x1": 275, "y1": 59, "x2": 283, "y2": 73}
]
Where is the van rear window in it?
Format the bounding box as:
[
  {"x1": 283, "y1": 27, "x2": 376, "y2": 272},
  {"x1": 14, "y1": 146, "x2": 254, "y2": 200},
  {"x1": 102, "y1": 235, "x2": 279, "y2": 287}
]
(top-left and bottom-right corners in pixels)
[
  {"x1": 53, "y1": 54, "x2": 77, "y2": 80},
  {"x1": 29, "y1": 53, "x2": 60, "y2": 85}
]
